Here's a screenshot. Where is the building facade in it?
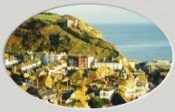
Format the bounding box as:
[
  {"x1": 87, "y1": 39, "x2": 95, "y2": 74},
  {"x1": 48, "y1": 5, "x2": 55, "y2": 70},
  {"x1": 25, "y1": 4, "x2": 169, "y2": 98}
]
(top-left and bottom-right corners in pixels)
[
  {"x1": 64, "y1": 16, "x2": 78, "y2": 29},
  {"x1": 68, "y1": 55, "x2": 94, "y2": 69},
  {"x1": 94, "y1": 61, "x2": 123, "y2": 70},
  {"x1": 78, "y1": 55, "x2": 88, "y2": 68},
  {"x1": 68, "y1": 56, "x2": 78, "y2": 67}
]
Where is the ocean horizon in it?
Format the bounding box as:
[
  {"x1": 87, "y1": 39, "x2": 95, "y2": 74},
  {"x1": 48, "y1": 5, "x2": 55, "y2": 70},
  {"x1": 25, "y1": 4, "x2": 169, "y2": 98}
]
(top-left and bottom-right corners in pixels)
[{"x1": 91, "y1": 23, "x2": 172, "y2": 61}]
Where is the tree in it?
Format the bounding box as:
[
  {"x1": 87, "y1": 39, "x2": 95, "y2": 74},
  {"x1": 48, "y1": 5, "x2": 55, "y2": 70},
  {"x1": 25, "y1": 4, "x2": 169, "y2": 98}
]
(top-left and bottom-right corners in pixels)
[
  {"x1": 11, "y1": 74, "x2": 25, "y2": 85},
  {"x1": 87, "y1": 85, "x2": 100, "y2": 96},
  {"x1": 70, "y1": 69, "x2": 85, "y2": 84},
  {"x1": 88, "y1": 96, "x2": 105, "y2": 108},
  {"x1": 44, "y1": 75, "x2": 53, "y2": 88},
  {"x1": 111, "y1": 92, "x2": 126, "y2": 105},
  {"x1": 152, "y1": 70, "x2": 161, "y2": 86},
  {"x1": 62, "y1": 90, "x2": 73, "y2": 100},
  {"x1": 70, "y1": 89, "x2": 89, "y2": 108},
  {"x1": 27, "y1": 87, "x2": 38, "y2": 96},
  {"x1": 50, "y1": 34, "x2": 59, "y2": 48}
]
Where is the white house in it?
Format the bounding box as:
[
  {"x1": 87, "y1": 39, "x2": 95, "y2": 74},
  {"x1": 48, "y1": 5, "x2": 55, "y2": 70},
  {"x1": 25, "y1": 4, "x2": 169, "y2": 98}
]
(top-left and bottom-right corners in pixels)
[
  {"x1": 48, "y1": 63, "x2": 67, "y2": 76},
  {"x1": 39, "y1": 70, "x2": 47, "y2": 77},
  {"x1": 134, "y1": 76, "x2": 149, "y2": 97},
  {"x1": 56, "y1": 52, "x2": 66, "y2": 61},
  {"x1": 65, "y1": 17, "x2": 78, "y2": 28},
  {"x1": 129, "y1": 61, "x2": 136, "y2": 70},
  {"x1": 123, "y1": 75, "x2": 149, "y2": 99},
  {"x1": 5, "y1": 56, "x2": 19, "y2": 67},
  {"x1": 41, "y1": 53, "x2": 50, "y2": 64},
  {"x1": 94, "y1": 61, "x2": 123, "y2": 70},
  {"x1": 21, "y1": 61, "x2": 41, "y2": 72},
  {"x1": 87, "y1": 56, "x2": 94, "y2": 68},
  {"x1": 49, "y1": 52, "x2": 55, "y2": 63},
  {"x1": 27, "y1": 51, "x2": 34, "y2": 61},
  {"x1": 100, "y1": 89, "x2": 115, "y2": 101},
  {"x1": 41, "y1": 52, "x2": 66, "y2": 65},
  {"x1": 123, "y1": 79, "x2": 136, "y2": 98},
  {"x1": 5, "y1": 59, "x2": 19, "y2": 67}
]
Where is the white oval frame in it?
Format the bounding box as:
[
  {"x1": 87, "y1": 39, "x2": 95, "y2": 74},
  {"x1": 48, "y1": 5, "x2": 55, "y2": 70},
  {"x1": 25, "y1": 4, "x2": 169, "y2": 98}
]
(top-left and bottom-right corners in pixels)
[{"x1": 0, "y1": 0, "x2": 174, "y2": 112}]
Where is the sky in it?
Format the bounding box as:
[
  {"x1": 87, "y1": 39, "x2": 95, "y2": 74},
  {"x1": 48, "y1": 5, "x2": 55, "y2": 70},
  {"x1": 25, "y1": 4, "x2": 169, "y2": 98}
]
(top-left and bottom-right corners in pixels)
[{"x1": 47, "y1": 5, "x2": 150, "y2": 24}]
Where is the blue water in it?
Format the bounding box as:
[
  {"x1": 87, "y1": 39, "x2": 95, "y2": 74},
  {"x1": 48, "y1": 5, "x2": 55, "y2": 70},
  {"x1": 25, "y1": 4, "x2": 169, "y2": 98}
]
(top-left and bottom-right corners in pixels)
[{"x1": 92, "y1": 23, "x2": 172, "y2": 61}]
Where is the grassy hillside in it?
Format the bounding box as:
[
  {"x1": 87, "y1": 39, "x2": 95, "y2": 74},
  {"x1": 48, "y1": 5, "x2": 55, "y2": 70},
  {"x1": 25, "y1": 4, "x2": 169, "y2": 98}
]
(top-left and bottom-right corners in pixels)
[{"x1": 5, "y1": 12, "x2": 119, "y2": 61}]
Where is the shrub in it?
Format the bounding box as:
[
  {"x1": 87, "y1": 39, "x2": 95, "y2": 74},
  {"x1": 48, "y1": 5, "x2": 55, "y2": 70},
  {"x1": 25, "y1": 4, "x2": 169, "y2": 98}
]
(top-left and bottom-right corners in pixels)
[
  {"x1": 111, "y1": 92, "x2": 126, "y2": 105},
  {"x1": 88, "y1": 96, "x2": 105, "y2": 108}
]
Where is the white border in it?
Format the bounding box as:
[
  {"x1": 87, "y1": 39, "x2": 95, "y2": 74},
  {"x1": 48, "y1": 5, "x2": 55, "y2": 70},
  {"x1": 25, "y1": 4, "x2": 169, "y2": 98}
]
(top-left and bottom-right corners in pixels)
[{"x1": 0, "y1": 0, "x2": 175, "y2": 112}]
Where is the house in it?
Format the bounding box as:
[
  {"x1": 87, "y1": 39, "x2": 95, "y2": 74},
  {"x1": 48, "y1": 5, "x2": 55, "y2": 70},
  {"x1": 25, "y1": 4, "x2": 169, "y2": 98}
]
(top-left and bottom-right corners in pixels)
[
  {"x1": 94, "y1": 61, "x2": 123, "y2": 70},
  {"x1": 49, "y1": 52, "x2": 56, "y2": 63},
  {"x1": 134, "y1": 74, "x2": 149, "y2": 97},
  {"x1": 40, "y1": 53, "x2": 50, "y2": 64},
  {"x1": 78, "y1": 55, "x2": 88, "y2": 68},
  {"x1": 56, "y1": 52, "x2": 66, "y2": 61},
  {"x1": 64, "y1": 16, "x2": 78, "y2": 29},
  {"x1": 100, "y1": 89, "x2": 115, "y2": 101},
  {"x1": 119, "y1": 68, "x2": 128, "y2": 80},
  {"x1": 78, "y1": 55, "x2": 94, "y2": 68},
  {"x1": 129, "y1": 61, "x2": 136, "y2": 70},
  {"x1": 21, "y1": 61, "x2": 41, "y2": 72},
  {"x1": 5, "y1": 55, "x2": 19, "y2": 67},
  {"x1": 68, "y1": 55, "x2": 94, "y2": 69},
  {"x1": 48, "y1": 63, "x2": 67, "y2": 76},
  {"x1": 27, "y1": 51, "x2": 34, "y2": 61},
  {"x1": 38, "y1": 90, "x2": 57, "y2": 102},
  {"x1": 144, "y1": 60, "x2": 171, "y2": 70},
  {"x1": 122, "y1": 78, "x2": 136, "y2": 99},
  {"x1": 39, "y1": 70, "x2": 47, "y2": 77},
  {"x1": 40, "y1": 52, "x2": 66, "y2": 65},
  {"x1": 121, "y1": 73, "x2": 149, "y2": 99},
  {"x1": 87, "y1": 56, "x2": 94, "y2": 68},
  {"x1": 68, "y1": 56, "x2": 78, "y2": 67},
  {"x1": 154, "y1": 60, "x2": 171, "y2": 65},
  {"x1": 133, "y1": 69, "x2": 145, "y2": 77}
]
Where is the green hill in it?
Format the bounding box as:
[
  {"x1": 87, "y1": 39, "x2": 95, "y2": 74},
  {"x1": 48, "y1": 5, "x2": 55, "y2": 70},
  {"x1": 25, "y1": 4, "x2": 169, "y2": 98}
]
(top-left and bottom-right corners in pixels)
[{"x1": 5, "y1": 12, "x2": 119, "y2": 61}]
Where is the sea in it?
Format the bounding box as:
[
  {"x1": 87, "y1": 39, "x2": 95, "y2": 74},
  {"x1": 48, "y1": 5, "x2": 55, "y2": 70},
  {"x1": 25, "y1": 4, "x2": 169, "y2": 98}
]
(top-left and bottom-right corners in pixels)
[{"x1": 92, "y1": 23, "x2": 172, "y2": 61}]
